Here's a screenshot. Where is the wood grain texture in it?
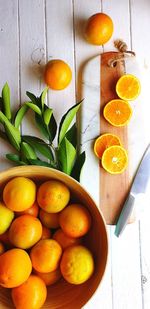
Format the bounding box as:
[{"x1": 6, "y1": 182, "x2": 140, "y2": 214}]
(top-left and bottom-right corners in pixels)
[{"x1": 100, "y1": 51, "x2": 132, "y2": 224}]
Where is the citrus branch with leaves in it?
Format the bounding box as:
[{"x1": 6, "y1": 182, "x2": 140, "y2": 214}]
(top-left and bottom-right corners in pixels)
[{"x1": 0, "y1": 83, "x2": 85, "y2": 182}]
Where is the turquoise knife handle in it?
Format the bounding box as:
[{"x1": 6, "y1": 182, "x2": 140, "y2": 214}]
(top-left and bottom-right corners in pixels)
[{"x1": 114, "y1": 194, "x2": 135, "y2": 237}]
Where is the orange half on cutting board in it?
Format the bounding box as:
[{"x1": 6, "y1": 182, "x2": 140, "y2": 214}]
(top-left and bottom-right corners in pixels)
[
  {"x1": 94, "y1": 133, "x2": 121, "y2": 159},
  {"x1": 103, "y1": 99, "x2": 132, "y2": 127},
  {"x1": 116, "y1": 74, "x2": 141, "y2": 101},
  {"x1": 101, "y1": 145, "x2": 128, "y2": 174}
]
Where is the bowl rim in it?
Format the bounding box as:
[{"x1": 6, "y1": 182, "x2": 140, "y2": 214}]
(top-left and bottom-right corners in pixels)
[{"x1": 0, "y1": 165, "x2": 109, "y2": 307}]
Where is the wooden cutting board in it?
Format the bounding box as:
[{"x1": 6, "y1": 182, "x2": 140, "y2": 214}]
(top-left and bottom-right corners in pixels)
[{"x1": 80, "y1": 51, "x2": 147, "y2": 225}]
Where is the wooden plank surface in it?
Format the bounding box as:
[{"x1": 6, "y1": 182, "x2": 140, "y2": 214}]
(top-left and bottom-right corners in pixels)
[{"x1": 0, "y1": 1, "x2": 150, "y2": 309}]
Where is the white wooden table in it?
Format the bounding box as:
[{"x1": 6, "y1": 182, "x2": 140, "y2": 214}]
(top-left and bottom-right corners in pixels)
[{"x1": 0, "y1": 1, "x2": 150, "y2": 308}]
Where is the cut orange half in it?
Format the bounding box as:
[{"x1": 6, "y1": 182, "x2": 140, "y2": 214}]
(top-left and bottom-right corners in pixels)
[
  {"x1": 94, "y1": 133, "x2": 121, "y2": 159},
  {"x1": 116, "y1": 74, "x2": 141, "y2": 101},
  {"x1": 103, "y1": 99, "x2": 132, "y2": 127},
  {"x1": 101, "y1": 145, "x2": 128, "y2": 174}
]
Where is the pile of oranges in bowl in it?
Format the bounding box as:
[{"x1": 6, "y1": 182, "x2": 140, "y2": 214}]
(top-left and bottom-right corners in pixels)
[{"x1": 0, "y1": 166, "x2": 108, "y2": 309}]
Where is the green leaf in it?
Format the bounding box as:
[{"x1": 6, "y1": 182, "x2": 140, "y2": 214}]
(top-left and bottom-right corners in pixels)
[
  {"x1": 48, "y1": 113, "x2": 57, "y2": 142},
  {"x1": 28, "y1": 159, "x2": 56, "y2": 168},
  {"x1": 25, "y1": 102, "x2": 42, "y2": 115},
  {"x1": 22, "y1": 135, "x2": 54, "y2": 160},
  {"x1": 2, "y1": 82, "x2": 11, "y2": 120},
  {"x1": 0, "y1": 111, "x2": 21, "y2": 150},
  {"x1": 14, "y1": 105, "x2": 29, "y2": 128},
  {"x1": 35, "y1": 114, "x2": 49, "y2": 140},
  {"x1": 43, "y1": 107, "x2": 53, "y2": 126},
  {"x1": 41, "y1": 87, "x2": 49, "y2": 111},
  {"x1": 71, "y1": 151, "x2": 86, "y2": 182},
  {"x1": 58, "y1": 137, "x2": 76, "y2": 175},
  {"x1": 65, "y1": 123, "x2": 77, "y2": 148},
  {"x1": 58, "y1": 101, "x2": 82, "y2": 145},
  {"x1": 21, "y1": 142, "x2": 37, "y2": 160},
  {"x1": 6, "y1": 153, "x2": 26, "y2": 165},
  {"x1": 26, "y1": 91, "x2": 37, "y2": 105}
]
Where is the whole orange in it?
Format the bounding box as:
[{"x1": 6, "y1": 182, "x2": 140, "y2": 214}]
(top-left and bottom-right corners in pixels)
[
  {"x1": 59, "y1": 204, "x2": 91, "y2": 238},
  {"x1": 30, "y1": 239, "x2": 62, "y2": 273},
  {"x1": 53, "y1": 228, "x2": 82, "y2": 250},
  {"x1": 60, "y1": 245, "x2": 94, "y2": 284},
  {"x1": 3, "y1": 177, "x2": 36, "y2": 212},
  {"x1": 9, "y1": 215, "x2": 42, "y2": 249},
  {"x1": 11, "y1": 274, "x2": 47, "y2": 309},
  {"x1": 0, "y1": 248, "x2": 32, "y2": 288},
  {"x1": 34, "y1": 268, "x2": 61, "y2": 286},
  {"x1": 44, "y1": 59, "x2": 72, "y2": 90},
  {"x1": 0, "y1": 242, "x2": 5, "y2": 255},
  {"x1": 37, "y1": 180, "x2": 70, "y2": 213},
  {"x1": 85, "y1": 12, "x2": 114, "y2": 45},
  {"x1": 41, "y1": 225, "x2": 51, "y2": 240},
  {"x1": 39, "y1": 209, "x2": 60, "y2": 228},
  {"x1": 16, "y1": 201, "x2": 39, "y2": 217}
]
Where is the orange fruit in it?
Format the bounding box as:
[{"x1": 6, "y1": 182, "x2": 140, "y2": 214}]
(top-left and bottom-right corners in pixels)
[
  {"x1": 3, "y1": 177, "x2": 36, "y2": 212},
  {"x1": 53, "y1": 228, "x2": 82, "y2": 250},
  {"x1": 16, "y1": 201, "x2": 39, "y2": 217},
  {"x1": 116, "y1": 74, "x2": 141, "y2": 101},
  {"x1": 0, "y1": 230, "x2": 12, "y2": 248},
  {"x1": 39, "y1": 209, "x2": 60, "y2": 228},
  {"x1": 30, "y1": 239, "x2": 62, "y2": 273},
  {"x1": 34, "y1": 268, "x2": 61, "y2": 286},
  {"x1": 44, "y1": 59, "x2": 72, "y2": 90},
  {"x1": 60, "y1": 245, "x2": 94, "y2": 284},
  {"x1": 0, "y1": 242, "x2": 5, "y2": 255},
  {"x1": 37, "y1": 180, "x2": 70, "y2": 213},
  {"x1": 103, "y1": 99, "x2": 132, "y2": 126},
  {"x1": 94, "y1": 133, "x2": 121, "y2": 159},
  {"x1": 59, "y1": 204, "x2": 91, "y2": 238},
  {"x1": 101, "y1": 145, "x2": 128, "y2": 174},
  {"x1": 41, "y1": 225, "x2": 51, "y2": 240},
  {"x1": 0, "y1": 248, "x2": 32, "y2": 288},
  {"x1": 85, "y1": 13, "x2": 114, "y2": 45},
  {"x1": 11, "y1": 274, "x2": 47, "y2": 309},
  {"x1": 9, "y1": 215, "x2": 42, "y2": 249}
]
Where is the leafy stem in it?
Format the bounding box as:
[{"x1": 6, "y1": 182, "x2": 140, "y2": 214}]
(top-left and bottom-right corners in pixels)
[{"x1": 0, "y1": 84, "x2": 86, "y2": 182}]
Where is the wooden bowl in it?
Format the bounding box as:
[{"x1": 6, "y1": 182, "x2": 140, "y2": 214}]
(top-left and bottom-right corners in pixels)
[{"x1": 0, "y1": 166, "x2": 108, "y2": 309}]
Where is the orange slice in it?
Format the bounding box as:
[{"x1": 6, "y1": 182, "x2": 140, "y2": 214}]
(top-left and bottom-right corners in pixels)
[
  {"x1": 116, "y1": 74, "x2": 141, "y2": 101},
  {"x1": 103, "y1": 99, "x2": 132, "y2": 127},
  {"x1": 101, "y1": 145, "x2": 128, "y2": 174},
  {"x1": 94, "y1": 133, "x2": 121, "y2": 159}
]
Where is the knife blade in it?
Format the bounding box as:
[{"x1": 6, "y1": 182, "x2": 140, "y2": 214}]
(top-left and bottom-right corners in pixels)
[{"x1": 115, "y1": 144, "x2": 150, "y2": 237}]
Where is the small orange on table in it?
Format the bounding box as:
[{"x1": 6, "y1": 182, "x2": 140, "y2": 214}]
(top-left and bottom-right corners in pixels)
[
  {"x1": 103, "y1": 99, "x2": 132, "y2": 127},
  {"x1": 94, "y1": 133, "x2": 121, "y2": 159},
  {"x1": 11, "y1": 274, "x2": 47, "y2": 309},
  {"x1": 59, "y1": 204, "x2": 91, "y2": 238},
  {"x1": 116, "y1": 74, "x2": 141, "y2": 101},
  {"x1": 85, "y1": 12, "x2": 114, "y2": 45},
  {"x1": 60, "y1": 245, "x2": 94, "y2": 284},
  {"x1": 101, "y1": 145, "x2": 128, "y2": 174},
  {"x1": 44, "y1": 59, "x2": 72, "y2": 90}
]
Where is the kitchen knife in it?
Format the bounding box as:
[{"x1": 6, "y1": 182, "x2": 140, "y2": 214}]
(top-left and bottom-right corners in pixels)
[{"x1": 115, "y1": 144, "x2": 150, "y2": 237}]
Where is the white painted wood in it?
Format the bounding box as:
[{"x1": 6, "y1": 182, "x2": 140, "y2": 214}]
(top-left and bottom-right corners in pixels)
[
  {"x1": 19, "y1": 0, "x2": 46, "y2": 137},
  {"x1": 0, "y1": 1, "x2": 150, "y2": 309},
  {"x1": 0, "y1": 0, "x2": 19, "y2": 170},
  {"x1": 45, "y1": 0, "x2": 75, "y2": 130},
  {"x1": 131, "y1": 1, "x2": 150, "y2": 308},
  {"x1": 103, "y1": 1, "x2": 143, "y2": 309}
]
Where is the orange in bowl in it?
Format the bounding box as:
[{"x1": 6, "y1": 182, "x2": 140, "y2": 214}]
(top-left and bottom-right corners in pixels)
[{"x1": 0, "y1": 166, "x2": 108, "y2": 309}]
